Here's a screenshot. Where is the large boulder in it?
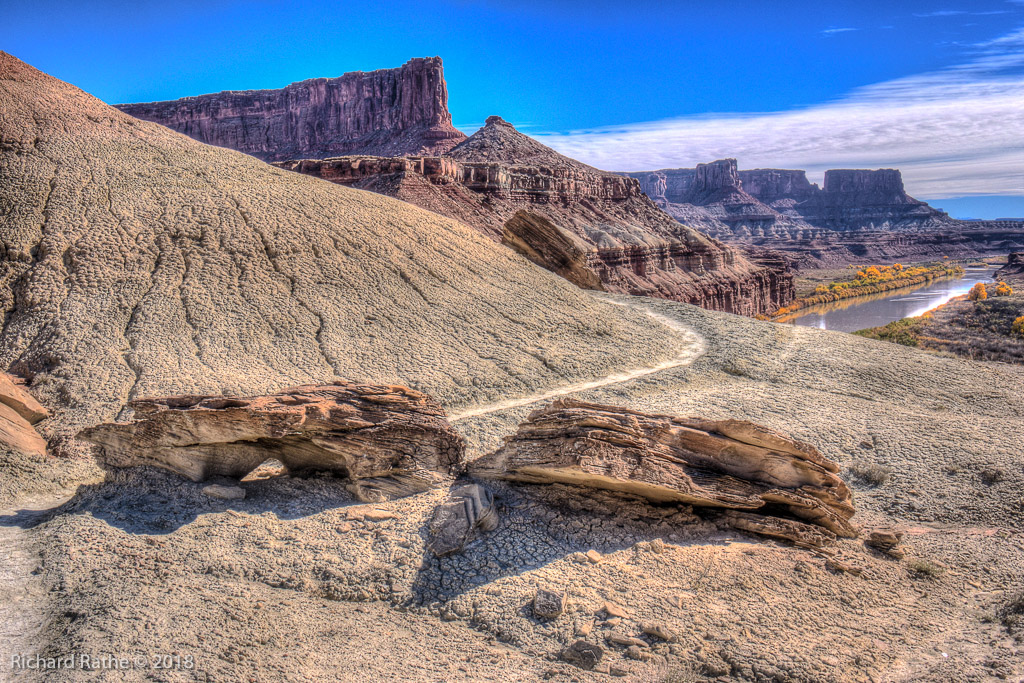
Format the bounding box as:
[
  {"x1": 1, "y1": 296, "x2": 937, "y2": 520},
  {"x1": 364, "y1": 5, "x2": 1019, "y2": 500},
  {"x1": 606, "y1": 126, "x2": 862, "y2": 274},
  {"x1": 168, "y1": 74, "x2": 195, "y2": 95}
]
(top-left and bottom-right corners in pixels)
[
  {"x1": 470, "y1": 398, "x2": 855, "y2": 538},
  {"x1": 78, "y1": 381, "x2": 465, "y2": 501}
]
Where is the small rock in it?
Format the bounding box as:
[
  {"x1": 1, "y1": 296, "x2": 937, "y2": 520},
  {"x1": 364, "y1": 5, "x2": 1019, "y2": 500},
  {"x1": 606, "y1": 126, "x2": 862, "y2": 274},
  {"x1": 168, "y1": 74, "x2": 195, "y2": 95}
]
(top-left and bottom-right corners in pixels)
[
  {"x1": 202, "y1": 484, "x2": 245, "y2": 500},
  {"x1": 650, "y1": 538, "x2": 666, "y2": 554},
  {"x1": 576, "y1": 620, "x2": 594, "y2": 636},
  {"x1": 561, "y1": 640, "x2": 603, "y2": 670},
  {"x1": 866, "y1": 529, "x2": 903, "y2": 549},
  {"x1": 363, "y1": 509, "x2": 397, "y2": 521},
  {"x1": 607, "y1": 634, "x2": 648, "y2": 648},
  {"x1": 485, "y1": 586, "x2": 503, "y2": 596},
  {"x1": 428, "y1": 483, "x2": 497, "y2": 557},
  {"x1": 605, "y1": 617, "x2": 622, "y2": 627},
  {"x1": 533, "y1": 589, "x2": 567, "y2": 619},
  {"x1": 609, "y1": 664, "x2": 630, "y2": 677},
  {"x1": 602, "y1": 601, "x2": 628, "y2": 618},
  {"x1": 642, "y1": 622, "x2": 678, "y2": 642},
  {"x1": 586, "y1": 549, "x2": 603, "y2": 564},
  {"x1": 825, "y1": 558, "x2": 863, "y2": 576},
  {"x1": 625, "y1": 645, "x2": 648, "y2": 661}
]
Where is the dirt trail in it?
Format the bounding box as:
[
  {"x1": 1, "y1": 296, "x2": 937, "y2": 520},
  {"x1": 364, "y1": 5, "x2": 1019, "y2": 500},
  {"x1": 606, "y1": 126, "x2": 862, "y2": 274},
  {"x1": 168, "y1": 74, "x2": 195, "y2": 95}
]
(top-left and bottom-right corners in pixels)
[
  {"x1": 0, "y1": 492, "x2": 72, "y2": 670},
  {"x1": 449, "y1": 303, "x2": 705, "y2": 421}
]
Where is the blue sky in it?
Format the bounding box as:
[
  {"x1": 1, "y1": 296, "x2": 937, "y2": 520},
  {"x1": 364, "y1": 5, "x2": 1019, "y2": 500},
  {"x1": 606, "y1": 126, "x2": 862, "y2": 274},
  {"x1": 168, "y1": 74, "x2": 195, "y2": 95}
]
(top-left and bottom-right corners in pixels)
[{"x1": 3, "y1": 0, "x2": 1023, "y2": 217}]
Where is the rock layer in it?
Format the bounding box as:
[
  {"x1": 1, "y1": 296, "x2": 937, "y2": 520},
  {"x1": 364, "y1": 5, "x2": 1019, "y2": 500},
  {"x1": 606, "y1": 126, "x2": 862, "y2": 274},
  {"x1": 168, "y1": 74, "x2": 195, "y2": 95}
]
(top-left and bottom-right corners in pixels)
[
  {"x1": 470, "y1": 398, "x2": 856, "y2": 538},
  {"x1": 627, "y1": 161, "x2": 1024, "y2": 268},
  {"x1": 278, "y1": 120, "x2": 794, "y2": 316},
  {"x1": 998, "y1": 252, "x2": 1024, "y2": 280},
  {"x1": 116, "y1": 58, "x2": 466, "y2": 161},
  {"x1": 78, "y1": 381, "x2": 465, "y2": 500}
]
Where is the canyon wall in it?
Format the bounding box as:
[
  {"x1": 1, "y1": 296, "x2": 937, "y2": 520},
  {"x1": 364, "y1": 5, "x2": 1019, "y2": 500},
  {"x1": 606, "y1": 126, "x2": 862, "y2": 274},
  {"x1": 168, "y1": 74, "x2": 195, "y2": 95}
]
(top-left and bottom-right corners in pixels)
[
  {"x1": 278, "y1": 119, "x2": 794, "y2": 316},
  {"x1": 737, "y1": 169, "x2": 820, "y2": 205},
  {"x1": 626, "y1": 160, "x2": 1023, "y2": 268},
  {"x1": 116, "y1": 58, "x2": 466, "y2": 161}
]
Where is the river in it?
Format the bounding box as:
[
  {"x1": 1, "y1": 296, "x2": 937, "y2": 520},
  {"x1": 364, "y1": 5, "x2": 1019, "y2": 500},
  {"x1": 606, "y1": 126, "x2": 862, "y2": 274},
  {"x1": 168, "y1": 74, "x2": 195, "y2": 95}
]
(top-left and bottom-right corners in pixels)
[{"x1": 778, "y1": 266, "x2": 999, "y2": 333}]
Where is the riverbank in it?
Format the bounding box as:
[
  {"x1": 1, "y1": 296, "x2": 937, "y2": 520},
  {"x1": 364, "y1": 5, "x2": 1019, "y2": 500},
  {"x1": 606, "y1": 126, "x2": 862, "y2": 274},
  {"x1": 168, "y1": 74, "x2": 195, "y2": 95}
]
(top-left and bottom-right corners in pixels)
[
  {"x1": 765, "y1": 262, "x2": 964, "y2": 320},
  {"x1": 855, "y1": 284, "x2": 1024, "y2": 364}
]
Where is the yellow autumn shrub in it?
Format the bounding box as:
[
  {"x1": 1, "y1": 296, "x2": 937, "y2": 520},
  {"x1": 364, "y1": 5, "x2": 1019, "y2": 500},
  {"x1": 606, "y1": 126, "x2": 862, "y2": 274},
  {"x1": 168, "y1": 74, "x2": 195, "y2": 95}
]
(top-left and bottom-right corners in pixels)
[{"x1": 968, "y1": 283, "x2": 988, "y2": 301}]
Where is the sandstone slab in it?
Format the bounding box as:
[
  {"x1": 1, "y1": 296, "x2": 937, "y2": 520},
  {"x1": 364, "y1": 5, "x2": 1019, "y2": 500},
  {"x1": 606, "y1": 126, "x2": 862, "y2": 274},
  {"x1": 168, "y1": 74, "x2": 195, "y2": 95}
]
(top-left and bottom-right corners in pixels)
[
  {"x1": 78, "y1": 381, "x2": 465, "y2": 501},
  {"x1": 0, "y1": 373, "x2": 48, "y2": 425},
  {"x1": 470, "y1": 398, "x2": 855, "y2": 538}
]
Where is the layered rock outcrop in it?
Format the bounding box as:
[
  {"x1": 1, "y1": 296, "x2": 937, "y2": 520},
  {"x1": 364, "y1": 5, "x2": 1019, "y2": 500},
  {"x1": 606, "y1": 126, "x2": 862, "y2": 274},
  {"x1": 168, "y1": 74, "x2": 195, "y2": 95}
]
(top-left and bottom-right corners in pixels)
[
  {"x1": 997, "y1": 252, "x2": 1024, "y2": 280},
  {"x1": 116, "y1": 58, "x2": 466, "y2": 161},
  {"x1": 78, "y1": 381, "x2": 466, "y2": 501},
  {"x1": 470, "y1": 398, "x2": 856, "y2": 542},
  {"x1": 0, "y1": 373, "x2": 48, "y2": 456},
  {"x1": 278, "y1": 119, "x2": 794, "y2": 316},
  {"x1": 627, "y1": 160, "x2": 1024, "y2": 267}
]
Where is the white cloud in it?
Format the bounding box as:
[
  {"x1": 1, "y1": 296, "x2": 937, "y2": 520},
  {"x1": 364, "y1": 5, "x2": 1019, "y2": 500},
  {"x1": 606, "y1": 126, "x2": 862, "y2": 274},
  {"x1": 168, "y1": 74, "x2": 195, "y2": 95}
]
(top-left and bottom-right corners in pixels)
[
  {"x1": 534, "y1": 26, "x2": 1024, "y2": 199},
  {"x1": 821, "y1": 27, "x2": 858, "y2": 35}
]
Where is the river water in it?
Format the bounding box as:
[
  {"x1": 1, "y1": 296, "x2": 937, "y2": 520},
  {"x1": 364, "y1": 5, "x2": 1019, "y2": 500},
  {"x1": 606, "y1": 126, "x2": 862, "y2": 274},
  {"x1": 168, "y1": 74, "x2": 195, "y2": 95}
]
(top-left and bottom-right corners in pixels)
[{"x1": 779, "y1": 266, "x2": 999, "y2": 333}]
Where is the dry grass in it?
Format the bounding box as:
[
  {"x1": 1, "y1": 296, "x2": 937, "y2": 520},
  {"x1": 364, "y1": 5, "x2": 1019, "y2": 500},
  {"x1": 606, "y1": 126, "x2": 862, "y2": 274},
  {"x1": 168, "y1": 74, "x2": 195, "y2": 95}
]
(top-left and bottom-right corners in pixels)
[{"x1": 849, "y1": 462, "x2": 892, "y2": 486}]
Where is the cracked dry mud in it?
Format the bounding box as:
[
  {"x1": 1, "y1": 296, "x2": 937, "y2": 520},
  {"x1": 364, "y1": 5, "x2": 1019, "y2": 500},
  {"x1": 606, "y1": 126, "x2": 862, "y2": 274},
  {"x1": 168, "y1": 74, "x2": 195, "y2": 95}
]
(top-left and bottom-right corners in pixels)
[{"x1": 4, "y1": 297, "x2": 1023, "y2": 683}]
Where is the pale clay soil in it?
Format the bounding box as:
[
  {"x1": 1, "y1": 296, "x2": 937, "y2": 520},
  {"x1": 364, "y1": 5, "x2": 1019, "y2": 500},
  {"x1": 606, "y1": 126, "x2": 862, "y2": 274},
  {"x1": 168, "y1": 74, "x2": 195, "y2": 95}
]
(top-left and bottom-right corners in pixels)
[{"x1": 2, "y1": 294, "x2": 1023, "y2": 683}]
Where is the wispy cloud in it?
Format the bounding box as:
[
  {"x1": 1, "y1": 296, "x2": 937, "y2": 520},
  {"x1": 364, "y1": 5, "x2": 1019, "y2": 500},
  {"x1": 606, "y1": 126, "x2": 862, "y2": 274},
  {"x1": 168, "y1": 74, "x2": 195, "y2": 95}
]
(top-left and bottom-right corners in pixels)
[
  {"x1": 914, "y1": 9, "x2": 1010, "y2": 16},
  {"x1": 821, "y1": 27, "x2": 858, "y2": 35},
  {"x1": 535, "y1": 25, "x2": 1024, "y2": 199}
]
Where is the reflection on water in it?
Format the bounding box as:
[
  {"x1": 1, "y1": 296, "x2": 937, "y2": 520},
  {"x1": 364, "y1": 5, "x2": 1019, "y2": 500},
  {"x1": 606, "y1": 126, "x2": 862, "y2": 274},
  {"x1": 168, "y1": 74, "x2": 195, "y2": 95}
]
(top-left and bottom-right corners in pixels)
[{"x1": 780, "y1": 267, "x2": 998, "y2": 333}]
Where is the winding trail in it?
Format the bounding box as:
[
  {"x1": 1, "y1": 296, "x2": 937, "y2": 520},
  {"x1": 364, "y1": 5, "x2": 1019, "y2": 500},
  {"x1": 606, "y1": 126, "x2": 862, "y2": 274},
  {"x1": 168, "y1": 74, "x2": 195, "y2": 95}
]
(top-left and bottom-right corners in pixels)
[
  {"x1": 450, "y1": 303, "x2": 705, "y2": 422},
  {"x1": 0, "y1": 492, "x2": 72, "y2": 670}
]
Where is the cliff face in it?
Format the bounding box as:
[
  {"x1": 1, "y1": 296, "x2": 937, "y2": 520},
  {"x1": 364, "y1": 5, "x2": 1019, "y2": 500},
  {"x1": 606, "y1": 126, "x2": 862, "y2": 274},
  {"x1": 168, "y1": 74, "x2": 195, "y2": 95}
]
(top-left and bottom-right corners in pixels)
[
  {"x1": 738, "y1": 169, "x2": 819, "y2": 205},
  {"x1": 626, "y1": 161, "x2": 1024, "y2": 268},
  {"x1": 116, "y1": 58, "x2": 466, "y2": 161},
  {"x1": 278, "y1": 120, "x2": 794, "y2": 316},
  {"x1": 998, "y1": 252, "x2": 1024, "y2": 280}
]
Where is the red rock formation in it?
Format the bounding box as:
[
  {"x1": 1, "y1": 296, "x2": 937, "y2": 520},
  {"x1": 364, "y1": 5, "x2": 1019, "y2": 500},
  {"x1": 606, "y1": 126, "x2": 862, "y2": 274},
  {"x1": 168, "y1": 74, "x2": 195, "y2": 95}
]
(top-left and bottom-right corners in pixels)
[
  {"x1": 116, "y1": 58, "x2": 466, "y2": 161},
  {"x1": 0, "y1": 373, "x2": 48, "y2": 456},
  {"x1": 278, "y1": 120, "x2": 795, "y2": 316}
]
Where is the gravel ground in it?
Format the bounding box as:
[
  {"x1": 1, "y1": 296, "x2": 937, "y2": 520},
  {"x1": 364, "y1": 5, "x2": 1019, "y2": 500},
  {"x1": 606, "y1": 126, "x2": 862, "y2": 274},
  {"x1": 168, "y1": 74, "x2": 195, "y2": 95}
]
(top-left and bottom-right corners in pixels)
[{"x1": 2, "y1": 294, "x2": 1022, "y2": 682}]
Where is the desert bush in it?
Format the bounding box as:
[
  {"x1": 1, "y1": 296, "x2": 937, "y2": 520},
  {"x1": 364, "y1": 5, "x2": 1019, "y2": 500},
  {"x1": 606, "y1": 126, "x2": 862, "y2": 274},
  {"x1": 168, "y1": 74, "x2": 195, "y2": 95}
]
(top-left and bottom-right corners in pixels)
[
  {"x1": 968, "y1": 283, "x2": 988, "y2": 301},
  {"x1": 908, "y1": 559, "x2": 944, "y2": 579},
  {"x1": 1014, "y1": 316, "x2": 1024, "y2": 338},
  {"x1": 849, "y1": 462, "x2": 891, "y2": 486},
  {"x1": 979, "y1": 467, "x2": 1007, "y2": 485},
  {"x1": 994, "y1": 281, "x2": 1014, "y2": 297},
  {"x1": 1001, "y1": 591, "x2": 1024, "y2": 632}
]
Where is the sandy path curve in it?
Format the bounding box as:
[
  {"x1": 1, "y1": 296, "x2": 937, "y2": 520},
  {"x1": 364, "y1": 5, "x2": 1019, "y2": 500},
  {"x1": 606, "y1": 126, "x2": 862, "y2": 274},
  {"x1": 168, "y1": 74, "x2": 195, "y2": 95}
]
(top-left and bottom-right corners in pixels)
[
  {"x1": 0, "y1": 492, "x2": 73, "y2": 671},
  {"x1": 450, "y1": 303, "x2": 704, "y2": 421}
]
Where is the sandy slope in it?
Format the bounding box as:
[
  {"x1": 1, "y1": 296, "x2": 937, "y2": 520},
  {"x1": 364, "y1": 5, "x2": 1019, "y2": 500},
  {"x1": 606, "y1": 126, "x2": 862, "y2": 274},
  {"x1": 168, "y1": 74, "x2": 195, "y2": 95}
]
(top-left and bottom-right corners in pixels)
[
  {"x1": 1, "y1": 296, "x2": 1020, "y2": 682},
  {"x1": 0, "y1": 52, "x2": 679, "y2": 438}
]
